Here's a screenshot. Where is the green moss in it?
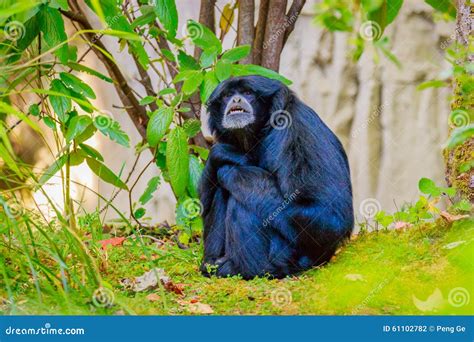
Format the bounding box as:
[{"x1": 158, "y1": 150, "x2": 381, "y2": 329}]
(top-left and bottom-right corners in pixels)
[{"x1": 4, "y1": 218, "x2": 473, "y2": 315}]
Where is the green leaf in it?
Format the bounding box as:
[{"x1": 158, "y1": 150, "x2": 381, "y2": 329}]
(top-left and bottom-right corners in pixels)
[
  {"x1": 134, "y1": 207, "x2": 146, "y2": 219},
  {"x1": 29, "y1": 103, "x2": 40, "y2": 116},
  {"x1": 42, "y1": 117, "x2": 56, "y2": 129},
  {"x1": 386, "y1": 0, "x2": 403, "y2": 25},
  {"x1": 0, "y1": 101, "x2": 40, "y2": 132},
  {"x1": 186, "y1": 20, "x2": 222, "y2": 53},
  {"x1": 183, "y1": 119, "x2": 201, "y2": 138},
  {"x1": 49, "y1": 79, "x2": 71, "y2": 122},
  {"x1": 67, "y1": 62, "x2": 113, "y2": 83},
  {"x1": 139, "y1": 96, "x2": 156, "y2": 105},
  {"x1": 200, "y1": 71, "x2": 219, "y2": 103},
  {"x1": 221, "y1": 45, "x2": 251, "y2": 63},
  {"x1": 187, "y1": 155, "x2": 203, "y2": 198},
  {"x1": 418, "y1": 177, "x2": 441, "y2": 197},
  {"x1": 86, "y1": 157, "x2": 128, "y2": 190},
  {"x1": 94, "y1": 116, "x2": 130, "y2": 147},
  {"x1": 215, "y1": 59, "x2": 232, "y2": 82},
  {"x1": 200, "y1": 46, "x2": 219, "y2": 68},
  {"x1": 182, "y1": 71, "x2": 204, "y2": 95},
  {"x1": 139, "y1": 176, "x2": 161, "y2": 205},
  {"x1": 189, "y1": 144, "x2": 209, "y2": 160},
  {"x1": 66, "y1": 115, "x2": 92, "y2": 142},
  {"x1": 79, "y1": 143, "x2": 104, "y2": 161},
  {"x1": 158, "y1": 88, "x2": 177, "y2": 96},
  {"x1": 131, "y1": 10, "x2": 156, "y2": 29},
  {"x1": 38, "y1": 154, "x2": 68, "y2": 187},
  {"x1": 166, "y1": 127, "x2": 189, "y2": 197},
  {"x1": 60, "y1": 73, "x2": 96, "y2": 99},
  {"x1": 16, "y1": 13, "x2": 40, "y2": 51},
  {"x1": 416, "y1": 79, "x2": 446, "y2": 91},
  {"x1": 146, "y1": 107, "x2": 174, "y2": 147},
  {"x1": 39, "y1": 6, "x2": 69, "y2": 63},
  {"x1": 231, "y1": 64, "x2": 292, "y2": 85},
  {"x1": 154, "y1": 0, "x2": 178, "y2": 38},
  {"x1": 75, "y1": 122, "x2": 97, "y2": 144},
  {"x1": 446, "y1": 125, "x2": 474, "y2": 149},
  {"x1": 424, "y1": 0, "x2": 456, "y2": 18},
  {"x1": 177, "y1": 51, "x2": 200, "y2": 70},
  {"x1": 161, "y1": 49, "x2": 176, "y2": 62}
]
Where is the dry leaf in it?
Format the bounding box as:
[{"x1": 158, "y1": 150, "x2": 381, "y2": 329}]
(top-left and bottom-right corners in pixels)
[
  {"x1": 393, "y1": 221, "x2": 411, "y2": 230},
  {"x1": 99, "y1": 237, "x2": 126, "y2": 250},
  {"x1": 188, "y1": 302, "x2": 213, "y2": 314},
  {"x1": 146, "y1": 293, "x2": 161, "y2": 302},
  {"x1": 345, "y1": 273, "x2": 365, "y2": 282},
  {"x1": 440, "y1": 211, "x2": 469, "y2": 223},
  {"x1": 219, "y1": 3, "x2": 235, "y2": 36}
]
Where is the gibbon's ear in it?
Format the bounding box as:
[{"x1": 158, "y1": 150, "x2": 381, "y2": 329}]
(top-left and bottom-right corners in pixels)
[{"x1": 269, "y1": 82, "x2": 292, "y2": 114}]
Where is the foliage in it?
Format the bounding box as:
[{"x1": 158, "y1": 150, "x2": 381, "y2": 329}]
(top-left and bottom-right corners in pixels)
[
  {"x1": 370, "y1": 178, "x2": 471, "y2": 231},
  {"x1": 313, "y1": 0, "x2": 456, "y2": 66}
]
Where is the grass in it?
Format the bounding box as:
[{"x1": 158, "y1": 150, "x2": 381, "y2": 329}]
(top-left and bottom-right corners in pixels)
[{"x1": 1, "y1": 215, "x2": 472, "y2": 315}]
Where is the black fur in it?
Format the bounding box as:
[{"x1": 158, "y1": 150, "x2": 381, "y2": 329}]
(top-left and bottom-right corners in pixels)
[{"x1": 199, "y1": 75, "x2": 354, "y2": 279}]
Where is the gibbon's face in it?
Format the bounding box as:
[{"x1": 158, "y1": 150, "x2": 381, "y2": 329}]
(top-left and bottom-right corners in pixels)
[{"x1": 207, "y1": 76, "x2": 274, "y2": 133}]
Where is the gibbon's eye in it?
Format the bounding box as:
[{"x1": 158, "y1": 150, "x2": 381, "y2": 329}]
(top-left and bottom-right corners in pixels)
[
  {"x1": 223, "y1": 93, "x2": 231, "y2": 100},
  {"x1": 242, "y1": 90, "x2": 252, "y2": 96}
]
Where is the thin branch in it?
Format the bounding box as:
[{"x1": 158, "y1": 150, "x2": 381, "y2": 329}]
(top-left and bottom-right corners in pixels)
[
  {"x1": 62, "y1": 2, "x2": 148, "y2": 139},
  {"x1": 283, "y1": 0, "x2": 306, "y2": 46},
  {"x1": 253, "y1": 0, "x2": 269, "y2": 65}
]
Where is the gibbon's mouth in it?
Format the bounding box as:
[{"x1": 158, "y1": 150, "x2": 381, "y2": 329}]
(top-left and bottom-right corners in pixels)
[{"x1": 225, "y1": 103, "x2": 252, "y2": 116}]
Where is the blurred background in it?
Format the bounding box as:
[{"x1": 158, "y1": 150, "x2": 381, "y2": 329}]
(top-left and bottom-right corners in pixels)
[{"x1": 9, "y1": 0, "x2": 454, "y2": 224}]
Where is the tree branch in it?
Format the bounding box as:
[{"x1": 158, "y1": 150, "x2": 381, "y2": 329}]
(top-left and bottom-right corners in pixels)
[
  {"x1": 237, "y1": 0, "x2": 255, "y2": 64},
  {"x1": 261, "y1": 0, "x2": 288, "y2": 71},
  {"x1": 62, "y1": 4, "x2": 148, "y2": 139},
  {"x1": 283, "y1": 0, "x2": 306, "y2": 46},
  {"x1": 253, "y1": 0, "x2": 269, "y2": 65}
]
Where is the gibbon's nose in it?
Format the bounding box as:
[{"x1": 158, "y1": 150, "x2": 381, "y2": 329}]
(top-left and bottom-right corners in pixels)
[{"x1": 232, "y1": 95, "x2": 242, "y2": 103}]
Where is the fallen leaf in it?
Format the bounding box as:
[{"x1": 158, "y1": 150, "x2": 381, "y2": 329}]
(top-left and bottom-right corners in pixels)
[
  {"x1": 188, "y1": 302, "x2": 213, "y2": 314},
  {"x1": 146, "y1": 293, "x2": 161, "y2": 302},
  {"x1": 99, "y1": 237, "x2": 126, "y2": 250},
  {"x1": 440, "y1": 211, "x2": 469, "y2": 223},
  {"x1": 120, "y1": 268, "x2": 184, "y2": 296},
  {"x1": 393, "y1": 221, "x2": 411, "y2": 229},
  {"x1": 344, "y1": 273, "x2": 365, "y2": 282},
  {"x1": 442, "y1": 240, "x2": 466, "y2": 250}
]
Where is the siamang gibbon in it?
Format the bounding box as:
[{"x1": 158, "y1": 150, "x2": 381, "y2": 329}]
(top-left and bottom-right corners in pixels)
[{"x1": 199, "y1": 75, "x2": 354, "y2": 279}]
